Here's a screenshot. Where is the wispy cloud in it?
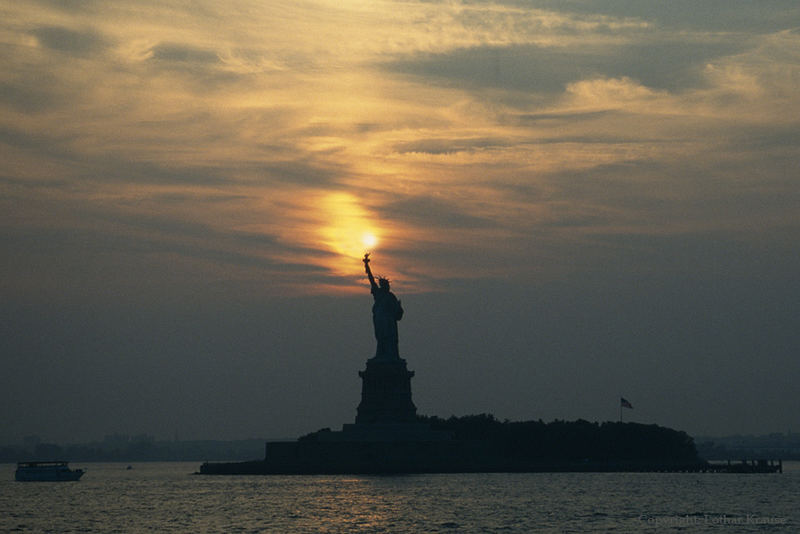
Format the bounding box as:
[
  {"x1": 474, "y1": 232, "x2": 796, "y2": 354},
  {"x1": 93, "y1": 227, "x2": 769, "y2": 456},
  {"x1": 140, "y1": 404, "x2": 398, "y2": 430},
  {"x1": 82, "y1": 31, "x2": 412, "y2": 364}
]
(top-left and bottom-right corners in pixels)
[{"x1": 1, "y1": 0, "x2": 798, "y2": 296}]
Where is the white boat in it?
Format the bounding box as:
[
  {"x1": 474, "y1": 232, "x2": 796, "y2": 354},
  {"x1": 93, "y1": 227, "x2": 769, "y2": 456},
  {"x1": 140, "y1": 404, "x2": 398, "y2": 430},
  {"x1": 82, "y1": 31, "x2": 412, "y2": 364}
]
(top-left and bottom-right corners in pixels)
[{"x1": 15, "y1": 461, "x2": 85, "y2": 481}]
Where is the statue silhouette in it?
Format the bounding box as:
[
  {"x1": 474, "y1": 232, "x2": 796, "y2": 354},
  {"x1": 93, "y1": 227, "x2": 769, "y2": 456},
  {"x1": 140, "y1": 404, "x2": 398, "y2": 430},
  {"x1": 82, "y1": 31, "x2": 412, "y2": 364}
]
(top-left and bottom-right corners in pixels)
[{"x1": 363, "y1": 253, "x2": 403, "y2": 360}]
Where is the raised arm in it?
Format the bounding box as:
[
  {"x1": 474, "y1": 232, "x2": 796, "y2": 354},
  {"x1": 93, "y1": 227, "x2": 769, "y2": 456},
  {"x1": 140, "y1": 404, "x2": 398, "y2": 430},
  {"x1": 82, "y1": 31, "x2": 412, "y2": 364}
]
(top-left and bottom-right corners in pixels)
[{"x1": 363, "y1": 253, "x2": 378, "y2": 291}]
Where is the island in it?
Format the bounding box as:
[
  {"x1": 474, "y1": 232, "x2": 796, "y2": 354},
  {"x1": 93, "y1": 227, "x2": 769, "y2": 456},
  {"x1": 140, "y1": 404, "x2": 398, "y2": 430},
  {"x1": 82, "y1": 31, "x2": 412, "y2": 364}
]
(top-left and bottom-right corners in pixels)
[{"x1": 199, "y1": 255, "x2": 780, "y2": 475}]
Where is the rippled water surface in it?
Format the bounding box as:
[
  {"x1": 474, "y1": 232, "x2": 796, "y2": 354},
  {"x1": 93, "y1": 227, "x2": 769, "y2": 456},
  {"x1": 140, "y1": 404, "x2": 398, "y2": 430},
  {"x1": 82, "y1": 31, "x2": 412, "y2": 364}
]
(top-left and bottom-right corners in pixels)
[{"x1": 2, "y1": 462, "x2": 798, "y2": 532}]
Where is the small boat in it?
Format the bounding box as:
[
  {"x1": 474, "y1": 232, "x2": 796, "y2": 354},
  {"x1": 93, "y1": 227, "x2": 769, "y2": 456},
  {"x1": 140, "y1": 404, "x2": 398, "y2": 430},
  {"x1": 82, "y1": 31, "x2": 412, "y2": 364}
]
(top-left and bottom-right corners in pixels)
[{"x1": 15, "y1": 461, "x2": 85, "y2": 481}]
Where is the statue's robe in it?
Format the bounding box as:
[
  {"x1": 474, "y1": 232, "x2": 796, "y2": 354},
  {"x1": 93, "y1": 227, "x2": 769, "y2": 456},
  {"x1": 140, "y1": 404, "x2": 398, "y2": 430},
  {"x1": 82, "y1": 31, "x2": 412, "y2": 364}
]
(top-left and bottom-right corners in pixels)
[{"x1": 371, "y1": 287, "x2": 403, "y2": 359}]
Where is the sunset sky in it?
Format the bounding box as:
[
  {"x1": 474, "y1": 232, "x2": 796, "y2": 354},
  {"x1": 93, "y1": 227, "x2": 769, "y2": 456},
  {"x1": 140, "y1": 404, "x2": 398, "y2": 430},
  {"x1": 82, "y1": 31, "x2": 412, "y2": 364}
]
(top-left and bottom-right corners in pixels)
[{"x1": 2, "y1": 0, "x2": 799, "y2": 443}]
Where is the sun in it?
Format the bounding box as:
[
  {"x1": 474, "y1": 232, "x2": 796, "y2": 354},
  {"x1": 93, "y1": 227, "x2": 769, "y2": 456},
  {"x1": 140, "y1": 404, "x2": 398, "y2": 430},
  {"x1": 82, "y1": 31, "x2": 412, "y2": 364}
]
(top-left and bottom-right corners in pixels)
[
  {"x1": 362, "y1": 232, "x2": 378, "y2": 249},
  {"x1": 316, "y1": 193, "x2": 383, "y2": 262}
]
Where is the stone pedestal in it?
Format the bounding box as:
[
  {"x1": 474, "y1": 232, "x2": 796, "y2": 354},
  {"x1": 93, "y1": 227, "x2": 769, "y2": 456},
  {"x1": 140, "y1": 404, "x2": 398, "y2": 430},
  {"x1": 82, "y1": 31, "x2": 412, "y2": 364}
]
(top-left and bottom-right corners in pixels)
[{"x1": 355, "y1": 357, "x2": 417, "y2": 424}]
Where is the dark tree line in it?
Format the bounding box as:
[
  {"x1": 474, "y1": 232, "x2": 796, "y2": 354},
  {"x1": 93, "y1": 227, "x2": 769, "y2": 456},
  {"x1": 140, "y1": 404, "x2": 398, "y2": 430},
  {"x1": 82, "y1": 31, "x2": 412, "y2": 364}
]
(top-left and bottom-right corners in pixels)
[{"x1": 417, "y1": 414, "x2": 699, "y2": 463}]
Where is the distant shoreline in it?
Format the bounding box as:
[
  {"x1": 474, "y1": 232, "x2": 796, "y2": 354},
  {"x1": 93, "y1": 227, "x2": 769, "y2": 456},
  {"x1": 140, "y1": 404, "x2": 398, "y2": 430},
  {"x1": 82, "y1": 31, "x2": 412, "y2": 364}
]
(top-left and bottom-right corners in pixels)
[{"x1": 5, "y1": 426, "x2": 799, "y2": 464}]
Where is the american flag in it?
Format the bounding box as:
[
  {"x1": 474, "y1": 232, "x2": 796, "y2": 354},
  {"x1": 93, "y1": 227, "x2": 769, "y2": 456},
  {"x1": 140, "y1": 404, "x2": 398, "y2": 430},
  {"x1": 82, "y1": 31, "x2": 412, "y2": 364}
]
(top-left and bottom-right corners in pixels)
[{"x1": 620, "y1": 397, "x2": 633, "y2": 409}]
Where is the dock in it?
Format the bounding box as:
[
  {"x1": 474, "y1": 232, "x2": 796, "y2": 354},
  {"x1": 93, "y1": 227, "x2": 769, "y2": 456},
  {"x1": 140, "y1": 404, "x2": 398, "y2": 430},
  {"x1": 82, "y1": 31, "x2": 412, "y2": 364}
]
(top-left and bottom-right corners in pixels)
[{"x1": 704, "y1": 459, "x2": 782, "y2": 473}]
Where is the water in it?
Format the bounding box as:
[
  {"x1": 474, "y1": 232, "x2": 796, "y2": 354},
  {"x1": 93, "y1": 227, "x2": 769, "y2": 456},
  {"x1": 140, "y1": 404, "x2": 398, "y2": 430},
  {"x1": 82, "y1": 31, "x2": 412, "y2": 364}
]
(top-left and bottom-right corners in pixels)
[{"x1": 1, "y1": 462, "x2": 798, "y2": 533}]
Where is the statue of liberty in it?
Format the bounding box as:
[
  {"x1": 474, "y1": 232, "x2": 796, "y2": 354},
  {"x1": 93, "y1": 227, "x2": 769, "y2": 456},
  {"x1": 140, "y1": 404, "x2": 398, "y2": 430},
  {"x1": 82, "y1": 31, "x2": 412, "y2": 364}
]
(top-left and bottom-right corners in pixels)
[{"x1": 363, "y1": 253, "x2": 403, "y2": 360}]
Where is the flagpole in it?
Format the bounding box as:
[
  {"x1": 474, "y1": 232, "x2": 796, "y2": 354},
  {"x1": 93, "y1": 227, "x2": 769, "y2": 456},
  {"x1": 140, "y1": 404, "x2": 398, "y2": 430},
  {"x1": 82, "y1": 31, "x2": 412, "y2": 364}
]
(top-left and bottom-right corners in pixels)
[{"x1": 619, "y1": 396, "x2": 633, "y2": 421}]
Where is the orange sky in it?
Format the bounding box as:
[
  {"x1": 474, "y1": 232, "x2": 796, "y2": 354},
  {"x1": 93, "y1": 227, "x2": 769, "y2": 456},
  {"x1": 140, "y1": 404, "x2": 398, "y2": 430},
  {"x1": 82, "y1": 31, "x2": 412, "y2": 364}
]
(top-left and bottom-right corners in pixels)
[
  {"x1": 2, "y1": 1, "x2": 800, "y2": 441},
  {"x1": 4, "y1": 0, "x2": 799, "y2": 298}
]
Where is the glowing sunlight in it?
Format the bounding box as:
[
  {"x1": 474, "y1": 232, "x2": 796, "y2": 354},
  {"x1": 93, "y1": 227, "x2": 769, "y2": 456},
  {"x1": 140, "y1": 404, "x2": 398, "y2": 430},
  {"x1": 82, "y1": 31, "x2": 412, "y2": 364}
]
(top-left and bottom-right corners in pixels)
[
  {"x1": 318, "y1": 192, "x2": 382, "y2": 264},
  {"x1": 362, "y1": 232, "x2": 378, "y2": 249}
]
